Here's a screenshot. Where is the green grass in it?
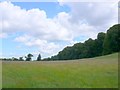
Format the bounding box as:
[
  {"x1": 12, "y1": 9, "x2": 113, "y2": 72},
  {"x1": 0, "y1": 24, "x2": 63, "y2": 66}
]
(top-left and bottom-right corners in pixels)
[
  {"x1": 2, "y1": 53, "x2": 118, "y2": 88},
  {"x1": 0, "y1": 61, "x2": 2, "y2": 89}
]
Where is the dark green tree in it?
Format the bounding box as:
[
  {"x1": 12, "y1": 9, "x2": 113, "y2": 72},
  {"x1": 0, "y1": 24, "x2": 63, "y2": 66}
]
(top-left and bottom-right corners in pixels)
[
  {"x1": 37, "y1": 54, "x2": 41, "y2": 61},
  {"x1": 103, "y1": 24, "x2": 120, "y2": 55},
  {"x1": 83, "y1": 38, "x2": 96, "y2": 58},
  {"x1": 25, "y1": 54, "x2": 33, "y2": 61},
  {"x1": 12, "y1": 57, "x2": 19, "y2": 61},
  {"x1": 19, "y1": 57, "x2": 24, "y2": 61},
  {"x1": 94, "y1": 32, "x2": 106, "y2": 56}
]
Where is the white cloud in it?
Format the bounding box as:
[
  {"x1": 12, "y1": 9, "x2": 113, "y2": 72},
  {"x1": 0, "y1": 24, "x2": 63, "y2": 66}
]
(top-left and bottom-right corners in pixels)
[
  {"x1": 118, "y1": 2, "x2": 120, "y2": 23},
  {"x1": 59, "y1": 2, "x2": 118, "y2": 26},
  {"x1": 14, "y1": 34, "x2": 62, "y2": 57},
  {"x1": 0, "y1": 1, "x2": 118, "y2": 58},
  {"x1": 0, "y1": 2, "x2": 73, "y2": 41},
  {"x1": 15, "y1": 34, "x2": 30, "y2": 43}
]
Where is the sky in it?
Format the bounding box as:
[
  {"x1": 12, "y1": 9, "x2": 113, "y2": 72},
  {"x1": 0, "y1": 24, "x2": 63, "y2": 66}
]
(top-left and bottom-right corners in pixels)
[{"x1": 0, "y1": 0, "x2": 119, "y2": 60}]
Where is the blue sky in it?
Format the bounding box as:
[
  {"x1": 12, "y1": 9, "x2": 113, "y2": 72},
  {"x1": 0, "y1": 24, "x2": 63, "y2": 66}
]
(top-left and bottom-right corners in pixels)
[
  {"x1": 0, "y1": 1, "x2": 118, "y2": 60},
  {"x1": 12, "y1": 2, "x2": 70, "y2": 18}
]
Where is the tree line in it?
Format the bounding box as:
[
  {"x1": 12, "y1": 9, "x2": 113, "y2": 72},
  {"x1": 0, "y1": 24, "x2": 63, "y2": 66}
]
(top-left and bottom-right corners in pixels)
[
  {"x1": 2, "y1": 54, "x2": 41, "y2": 61},
  {"x1": 43, "y1": 24, "x2": 120, "y2": 60}
]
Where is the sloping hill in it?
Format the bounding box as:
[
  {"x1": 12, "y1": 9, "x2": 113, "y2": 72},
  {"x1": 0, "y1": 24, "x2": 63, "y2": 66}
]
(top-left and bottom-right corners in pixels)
[{"x1": 2, "y1": 53, "x2": 118, "y2": 88}]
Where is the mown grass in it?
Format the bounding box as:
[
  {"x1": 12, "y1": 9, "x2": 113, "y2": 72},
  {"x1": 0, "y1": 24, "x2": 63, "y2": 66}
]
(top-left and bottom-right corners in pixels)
[
  {"x1": 2, "y1": 53, "x2": 118, "y2": 88},
  {"x1": 0, "y1": 61, "x2": 2, "y2": 89}
]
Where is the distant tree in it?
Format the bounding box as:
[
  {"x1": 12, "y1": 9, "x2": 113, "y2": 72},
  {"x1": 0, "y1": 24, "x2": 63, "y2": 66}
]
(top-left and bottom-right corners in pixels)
[
  {"x1": 2, "y1": 58, "x2": 6, "y2": 61},
  {"x1": 43, "y1": 57, "x2": 51, "y2": 61},
  {"x1": 14, "y1": 58, "x2": 19, "y2": 61},
  {"x1": 25, "y1": 54, "x2": 33, "y2": 61},
  {"x1": 11, "y1": 57, "x2": 18, "y2": 61},
  {"x1": 12, "y1": 57, "x2": 15, "y2": 61},
  {"x1": 19, "y1": 57, "x2": 24, "y2": 61},
  {"x1": 37, "y1": 54, "x2": 41, "y2": 61}
]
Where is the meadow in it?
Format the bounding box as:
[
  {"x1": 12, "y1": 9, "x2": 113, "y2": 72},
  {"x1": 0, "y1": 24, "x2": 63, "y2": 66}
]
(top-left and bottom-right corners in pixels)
[
  {"x1": 0, "y1": 61, "x2": 2, "y2": 89},
  {"x1": 2, "y1": 53, "x2": 118, "y2": 88}
]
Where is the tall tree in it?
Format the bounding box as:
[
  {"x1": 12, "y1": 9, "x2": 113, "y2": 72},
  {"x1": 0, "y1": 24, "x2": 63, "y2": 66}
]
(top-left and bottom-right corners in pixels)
[{"x1": 37, "y1": 54, "x2": 41, "y2": 61}]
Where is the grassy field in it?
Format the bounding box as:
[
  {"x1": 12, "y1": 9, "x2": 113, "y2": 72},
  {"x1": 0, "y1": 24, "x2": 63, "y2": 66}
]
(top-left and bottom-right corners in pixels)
[
  {"x1": 2, "y1": 53, "x2": 118, "y2": 88},
  {"x1": 0, "y1": 61, "x2": 2, "y2": 89}
]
